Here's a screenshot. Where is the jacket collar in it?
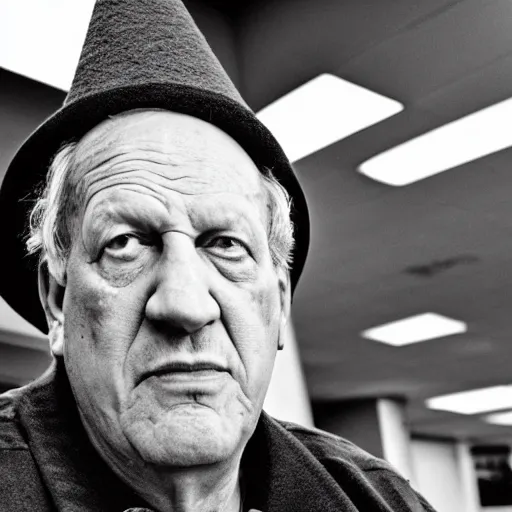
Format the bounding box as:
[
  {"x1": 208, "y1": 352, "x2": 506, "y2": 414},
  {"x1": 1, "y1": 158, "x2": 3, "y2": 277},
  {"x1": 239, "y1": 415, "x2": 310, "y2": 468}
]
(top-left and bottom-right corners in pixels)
[
  {"x1": 18, "y1": 360, "x2": 353, "y2": 512},
  {"x1": 18, "y1": 360, "x2": 146, "y2": 511},
  {"x1": 249, "y1": 415, "x2": 358, "y2": 512}
]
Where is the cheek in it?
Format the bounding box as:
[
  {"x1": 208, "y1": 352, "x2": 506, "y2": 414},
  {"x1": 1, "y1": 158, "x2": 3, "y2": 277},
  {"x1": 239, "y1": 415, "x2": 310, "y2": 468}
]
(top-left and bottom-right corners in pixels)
[
  {"x1": 62, "y1": 273, "x2": 150, "y2": 420},
  {"x1": 251, "y1": 269, "x2": 282, "y2": 330},
  {"x1": 63, "y1": 262, "x2": 149, "y2": 383},
  {"x1": 228, "y1": 277, "x2": 281, "y2": 392},
  {"x1": 65, "y1": 279, "x2": 115, "y2": 349},
  {"x1": 225, "y1": 281, "x2": 280, "y2": 347}
]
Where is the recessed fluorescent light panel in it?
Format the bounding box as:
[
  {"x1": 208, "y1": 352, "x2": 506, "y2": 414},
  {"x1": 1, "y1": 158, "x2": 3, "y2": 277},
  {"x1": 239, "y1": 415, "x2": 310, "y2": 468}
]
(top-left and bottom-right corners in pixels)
[
  {"x1": 359, "y1": 96, "x2": 512, "y2": 186},
  {"x1": 485, "y1": 410, "x2": 512, "y2": 426},
  {"x1": 361, "y1": 312, "x2": 467, "y2": 346},
  {"x1": 427, "y1": 386, "x2": 512, "y2": 415},
  {"x1": 0, "y1": 0, "x2": 95, "y2": 90},
  {"x1": 257, "y1": 73, "x2": 403, "y2": 163}
]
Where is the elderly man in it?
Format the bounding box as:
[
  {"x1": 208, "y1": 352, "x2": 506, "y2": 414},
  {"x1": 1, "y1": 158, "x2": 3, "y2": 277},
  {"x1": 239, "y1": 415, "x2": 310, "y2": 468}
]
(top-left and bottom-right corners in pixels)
[{"x1": 0, "y1": 0, "x2": 437, "y2": 511}]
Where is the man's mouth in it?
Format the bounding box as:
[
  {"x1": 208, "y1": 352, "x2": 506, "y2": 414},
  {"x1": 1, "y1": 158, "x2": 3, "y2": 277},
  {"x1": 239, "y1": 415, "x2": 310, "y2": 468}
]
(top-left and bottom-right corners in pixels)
[{"x1": 138, "y1": 361, "x2": 230, "y2": 386}]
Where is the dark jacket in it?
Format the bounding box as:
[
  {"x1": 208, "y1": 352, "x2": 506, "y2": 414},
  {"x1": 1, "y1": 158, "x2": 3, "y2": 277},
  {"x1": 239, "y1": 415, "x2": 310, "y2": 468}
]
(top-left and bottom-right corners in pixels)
[{"x1": 0, "y1": 361, "x2": 436, "y2": 511}]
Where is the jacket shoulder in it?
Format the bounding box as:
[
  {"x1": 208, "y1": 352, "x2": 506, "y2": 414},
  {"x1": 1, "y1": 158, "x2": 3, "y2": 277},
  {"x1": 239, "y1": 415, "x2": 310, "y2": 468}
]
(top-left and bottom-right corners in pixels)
[
  {"x1": 0, "y1": 387, "x2": 29, "y2": 449},
  {"x1": 278, "y1": 420, "x2": 437, "y2": 512},
  {"x1": 0, "y1": 387, "x2": 53, "y2": 511},
  {"x1": 278, "y1": 420, "x2": 390, "y2": 471}
]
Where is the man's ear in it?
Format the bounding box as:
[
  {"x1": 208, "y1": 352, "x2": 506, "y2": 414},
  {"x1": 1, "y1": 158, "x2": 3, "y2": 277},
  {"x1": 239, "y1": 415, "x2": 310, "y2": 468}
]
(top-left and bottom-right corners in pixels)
[
  {"x1": 277, "y1": 267, "x2": 291, "y2": 351},
  {"x1": 38, "y1": 262, "x2": 65, "y2": 357}
]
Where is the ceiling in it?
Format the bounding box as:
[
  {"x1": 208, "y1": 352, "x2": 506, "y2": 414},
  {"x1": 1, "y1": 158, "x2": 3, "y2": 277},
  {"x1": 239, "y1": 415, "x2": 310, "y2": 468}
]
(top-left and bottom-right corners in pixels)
[{"x1": 2, "y1": 0, "x2": 512, "y2": 444}]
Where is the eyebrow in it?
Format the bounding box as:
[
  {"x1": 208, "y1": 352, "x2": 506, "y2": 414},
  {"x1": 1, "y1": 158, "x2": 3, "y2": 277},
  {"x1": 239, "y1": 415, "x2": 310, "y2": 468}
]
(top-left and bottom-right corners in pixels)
[
  {"x1": 84, "y1": 186, "x2": 262, "y2": 235},
  {"x1": 86, "y1": 188, "x2": 170, "y2": 229}
]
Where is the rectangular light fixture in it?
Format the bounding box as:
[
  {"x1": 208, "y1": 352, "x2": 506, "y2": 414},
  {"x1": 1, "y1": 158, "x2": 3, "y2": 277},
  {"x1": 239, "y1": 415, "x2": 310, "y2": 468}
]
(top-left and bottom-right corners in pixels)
[
  {"x1": 361, "y1": 312, "x2": 467, "y2": 346},
  {"x1": 257, "y1": 73, "x2": 403, "y2": 163},
  {"x1": 359, "y1": 96, "x2": 512, "y2": 186},
  {"x1": 427, "y1": 385, "x2": 512, "y2": 415},
  {"x1": 485, "y1": 410, "x2": 512, "y2": 426},
  {"x1": 0, "y1": 0, "x2": 95, "y2": 91}
]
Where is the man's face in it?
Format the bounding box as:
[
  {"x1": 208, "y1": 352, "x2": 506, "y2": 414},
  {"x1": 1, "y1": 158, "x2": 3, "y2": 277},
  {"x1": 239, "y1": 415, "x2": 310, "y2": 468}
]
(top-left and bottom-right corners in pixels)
[{"x1": 47, "y1": 110, "x2": 289, "y2": 468}]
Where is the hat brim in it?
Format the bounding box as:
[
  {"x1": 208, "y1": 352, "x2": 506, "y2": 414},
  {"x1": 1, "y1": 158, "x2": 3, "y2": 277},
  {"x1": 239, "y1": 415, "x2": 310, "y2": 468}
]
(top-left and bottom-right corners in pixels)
[{"x1": 0, "y1": 83, "x2": 309, "y2": 334}]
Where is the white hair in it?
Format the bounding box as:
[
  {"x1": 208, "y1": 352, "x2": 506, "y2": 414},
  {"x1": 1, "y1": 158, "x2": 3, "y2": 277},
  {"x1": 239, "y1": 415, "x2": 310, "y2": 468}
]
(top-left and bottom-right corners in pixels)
[{"x1": 27, "y1": 141, "x2": 295, "y2": 280}]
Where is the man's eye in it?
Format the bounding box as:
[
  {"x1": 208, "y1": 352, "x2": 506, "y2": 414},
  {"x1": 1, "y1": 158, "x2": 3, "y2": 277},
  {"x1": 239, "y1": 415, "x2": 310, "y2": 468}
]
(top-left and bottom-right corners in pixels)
[
  {"x1": 102, "y1": 234, "x2": 150, "y2": 261},
  {"x1": 106, "y1": 234, "x2": 132, "y2": 251},
  {"x1": 205, "y1": 236, "x2": 249, "y2": 258}
]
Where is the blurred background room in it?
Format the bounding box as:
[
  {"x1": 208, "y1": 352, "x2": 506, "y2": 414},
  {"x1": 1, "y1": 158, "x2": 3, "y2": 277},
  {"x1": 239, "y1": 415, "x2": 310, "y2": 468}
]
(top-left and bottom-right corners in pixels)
[{"x1": 3, "y1": 1, "x2": 512, "y2": 510}]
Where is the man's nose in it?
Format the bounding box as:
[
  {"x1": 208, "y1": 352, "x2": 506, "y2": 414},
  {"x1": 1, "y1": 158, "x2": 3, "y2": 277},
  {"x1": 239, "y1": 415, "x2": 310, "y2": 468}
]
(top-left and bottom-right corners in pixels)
[{"x1": 145, "y1": 238, "x2": 220, "y2": 334}]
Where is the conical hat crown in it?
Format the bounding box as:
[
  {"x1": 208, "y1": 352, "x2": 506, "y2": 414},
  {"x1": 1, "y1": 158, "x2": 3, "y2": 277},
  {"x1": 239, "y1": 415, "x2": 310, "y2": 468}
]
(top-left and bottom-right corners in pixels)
[
  {"x1": 67, "y1": 0, "x2": 245, "y2": 106},
  {"x1": 0, "y1": 0, "x2": 309, "y2": 332}
]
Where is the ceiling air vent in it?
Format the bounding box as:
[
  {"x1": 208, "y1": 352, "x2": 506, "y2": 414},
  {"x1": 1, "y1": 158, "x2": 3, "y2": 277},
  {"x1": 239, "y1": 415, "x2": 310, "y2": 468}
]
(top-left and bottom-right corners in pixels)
[{"x1": 405, "y1": 255, "x2": 479, "y2": 278}]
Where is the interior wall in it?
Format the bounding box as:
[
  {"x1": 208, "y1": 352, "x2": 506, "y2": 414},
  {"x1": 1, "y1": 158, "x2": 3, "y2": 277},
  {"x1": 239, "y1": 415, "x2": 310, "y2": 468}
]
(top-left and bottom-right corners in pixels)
[
  {"x1": 0, "y1": 68, "x2": 64, "y2": 185},
  {"x1": 313, "y1": 399, "x2": 385, "y2": 459},
  {"x1": 184, "y1": 0, "x2": 241, "y2": 89},
  {"x1": 264, "y1": 322, "x2": 313, "y2": 427}
]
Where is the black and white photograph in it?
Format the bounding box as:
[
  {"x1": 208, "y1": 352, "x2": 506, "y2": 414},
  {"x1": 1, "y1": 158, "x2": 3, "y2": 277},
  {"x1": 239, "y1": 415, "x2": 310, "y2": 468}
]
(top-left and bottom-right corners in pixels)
[{"x1": 1, "y1": 1, "x2": 512, "y2": 511}]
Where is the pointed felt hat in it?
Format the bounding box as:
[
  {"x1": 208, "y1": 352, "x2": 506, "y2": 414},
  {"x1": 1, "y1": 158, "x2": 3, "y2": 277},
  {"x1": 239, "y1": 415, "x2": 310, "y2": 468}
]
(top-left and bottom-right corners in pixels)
[{"x1": 0, "y1": 0, "x2": 309, "y2": 333}]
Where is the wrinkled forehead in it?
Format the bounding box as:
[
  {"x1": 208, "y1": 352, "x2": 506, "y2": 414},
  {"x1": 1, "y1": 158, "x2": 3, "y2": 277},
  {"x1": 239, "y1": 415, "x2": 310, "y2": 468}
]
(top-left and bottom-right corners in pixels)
[{"x1": 69, "y1": 109, "x2": 264, "y2": 200}]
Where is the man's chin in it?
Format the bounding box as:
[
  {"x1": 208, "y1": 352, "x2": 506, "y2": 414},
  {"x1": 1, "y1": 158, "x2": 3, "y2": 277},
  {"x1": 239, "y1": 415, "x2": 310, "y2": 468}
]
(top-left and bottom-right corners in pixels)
[{"x1": 121, "y1": 405, "x2": 242, "y2": 467}]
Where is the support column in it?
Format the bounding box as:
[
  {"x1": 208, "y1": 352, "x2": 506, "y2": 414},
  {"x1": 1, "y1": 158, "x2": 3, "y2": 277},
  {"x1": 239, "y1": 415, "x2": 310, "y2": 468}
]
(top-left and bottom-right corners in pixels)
[
  {"x1": 456, "y1": 442, "x2": 480, "y2": 512},
  {"x1": 313, "y1": 397, "x2": 415, "y2": 482},
  {"x1": 378, "y1": 398, "x2": 415, "y2": 483},
  {"x1": 410, "y1": 437, "x2": 480, "y2": 512}
]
